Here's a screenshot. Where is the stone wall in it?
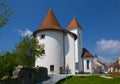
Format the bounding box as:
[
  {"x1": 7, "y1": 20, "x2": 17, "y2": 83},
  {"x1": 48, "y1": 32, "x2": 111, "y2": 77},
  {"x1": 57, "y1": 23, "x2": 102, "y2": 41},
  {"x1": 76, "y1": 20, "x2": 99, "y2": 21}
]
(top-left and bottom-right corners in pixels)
[{"x1": 0, "y1": 65, "x2": 48, "y2": 84}]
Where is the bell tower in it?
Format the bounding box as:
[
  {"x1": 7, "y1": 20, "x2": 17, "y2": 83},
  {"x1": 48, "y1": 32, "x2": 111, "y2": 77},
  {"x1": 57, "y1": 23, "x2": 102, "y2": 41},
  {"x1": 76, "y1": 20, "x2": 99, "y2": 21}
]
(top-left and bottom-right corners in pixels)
[{"x1": 67, "y1": 17, "x2": 83, "y2": 73}]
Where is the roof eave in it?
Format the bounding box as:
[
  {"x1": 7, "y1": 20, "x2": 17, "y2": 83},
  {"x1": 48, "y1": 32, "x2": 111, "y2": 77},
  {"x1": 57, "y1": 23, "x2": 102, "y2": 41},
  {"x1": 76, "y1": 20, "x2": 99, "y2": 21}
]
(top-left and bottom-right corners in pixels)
[{"x1": 33, "y1": 28, "x2": 77, "y2": 40}]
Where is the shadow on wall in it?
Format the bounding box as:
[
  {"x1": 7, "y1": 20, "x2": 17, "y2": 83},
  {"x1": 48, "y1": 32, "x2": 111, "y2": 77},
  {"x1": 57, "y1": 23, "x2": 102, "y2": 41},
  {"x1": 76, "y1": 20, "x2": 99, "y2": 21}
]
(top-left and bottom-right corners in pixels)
[{"x1": 65, "y1": 35, "x2": 70, "y2": 56}]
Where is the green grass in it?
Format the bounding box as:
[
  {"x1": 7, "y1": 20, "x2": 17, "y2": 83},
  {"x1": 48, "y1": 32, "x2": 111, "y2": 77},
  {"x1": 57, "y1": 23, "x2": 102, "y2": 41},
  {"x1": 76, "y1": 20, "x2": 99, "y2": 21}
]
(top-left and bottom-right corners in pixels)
[{"x1": 56, "y1": 75, "x2": 120, "y2": 84}]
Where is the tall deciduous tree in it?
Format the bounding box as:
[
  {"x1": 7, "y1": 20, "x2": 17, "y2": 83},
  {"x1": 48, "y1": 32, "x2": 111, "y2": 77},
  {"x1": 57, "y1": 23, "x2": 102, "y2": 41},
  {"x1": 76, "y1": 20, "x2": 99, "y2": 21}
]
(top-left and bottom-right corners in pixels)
[
  {"x1": 0, "y1": 36, "x2": 44, "y2": 77},
  {"x1": 14, "y1": 36, "x2": 44, "y2": 67},
  {"x1": 0, "y1": 0, "x2": 13, "y2": 27},
  {"x1": 0, "y1": 52, "x2": 16, "y2": 77}
]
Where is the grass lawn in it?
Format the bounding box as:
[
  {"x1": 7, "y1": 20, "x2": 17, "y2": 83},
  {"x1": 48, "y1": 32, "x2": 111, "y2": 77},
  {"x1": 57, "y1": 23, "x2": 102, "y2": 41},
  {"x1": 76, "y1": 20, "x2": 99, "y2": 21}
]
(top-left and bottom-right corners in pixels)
[{"x1": 56, "y1": 75, "x2": 120, "y2": 84}]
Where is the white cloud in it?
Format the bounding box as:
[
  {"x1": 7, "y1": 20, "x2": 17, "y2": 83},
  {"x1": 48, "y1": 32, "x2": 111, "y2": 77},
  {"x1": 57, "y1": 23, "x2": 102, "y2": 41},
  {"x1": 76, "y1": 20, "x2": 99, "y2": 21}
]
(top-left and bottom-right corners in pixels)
[
  {"x1": 17, "y1": 28, "x2": 33, "y2": 37},
  {"x1": 96, "y1": 39, "x2": 120, "y2": 54},
  {"x1": 98, "y1": 56, "x2": 114, "y2": 65}
]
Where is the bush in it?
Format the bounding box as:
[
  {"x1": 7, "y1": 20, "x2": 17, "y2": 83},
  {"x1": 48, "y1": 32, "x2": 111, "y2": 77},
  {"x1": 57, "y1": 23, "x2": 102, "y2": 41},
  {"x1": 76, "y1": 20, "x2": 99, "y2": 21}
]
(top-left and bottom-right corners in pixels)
[
  {"x1": 0, "y1": 52, "x2": 16, "y2": 78},
  {"x1": 1, "y1": 75, "x2": 10, "y2": 80},
  {"x1": 110, "y1": 72, "x2": 120, "y2": 77}
]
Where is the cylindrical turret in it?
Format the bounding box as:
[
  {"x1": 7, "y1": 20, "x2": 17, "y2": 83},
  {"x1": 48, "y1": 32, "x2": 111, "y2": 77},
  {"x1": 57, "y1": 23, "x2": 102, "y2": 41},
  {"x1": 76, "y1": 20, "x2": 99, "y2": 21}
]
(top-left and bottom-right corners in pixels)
[{"x1": 35, "y1": 30, "x2": 64, "y2": 74}]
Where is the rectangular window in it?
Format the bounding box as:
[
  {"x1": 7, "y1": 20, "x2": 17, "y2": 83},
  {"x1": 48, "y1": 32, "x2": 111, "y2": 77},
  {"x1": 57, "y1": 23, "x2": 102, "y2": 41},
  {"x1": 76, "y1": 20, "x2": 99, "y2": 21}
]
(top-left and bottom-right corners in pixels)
[
  {"x1": 41, "y1": 34, "x2": 45, "y2": 39},
  {"x1": 50, "y1": 65, "x2": 54, "y2": 72},
  {"x1": 87, "y1": 60, "x2": 89, "y2": 69}
]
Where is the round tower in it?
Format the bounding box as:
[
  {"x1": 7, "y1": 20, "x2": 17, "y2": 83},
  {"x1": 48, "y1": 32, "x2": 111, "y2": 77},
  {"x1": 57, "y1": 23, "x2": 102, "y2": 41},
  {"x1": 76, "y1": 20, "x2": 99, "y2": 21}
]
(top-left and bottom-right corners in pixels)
[{"x1": 33, "y1": 9, "x2": 65, "y2": 74}]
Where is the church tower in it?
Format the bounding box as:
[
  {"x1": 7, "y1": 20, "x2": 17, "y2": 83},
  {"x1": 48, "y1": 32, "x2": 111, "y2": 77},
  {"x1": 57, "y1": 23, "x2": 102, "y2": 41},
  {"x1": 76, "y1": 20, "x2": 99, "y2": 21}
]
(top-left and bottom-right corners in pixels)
[
  {"x1": 34, "y1": 9, "x2": 65, "y2": 74},
  {"x1": 67, "y1": 17, "x2": 83, "y2": 73}
]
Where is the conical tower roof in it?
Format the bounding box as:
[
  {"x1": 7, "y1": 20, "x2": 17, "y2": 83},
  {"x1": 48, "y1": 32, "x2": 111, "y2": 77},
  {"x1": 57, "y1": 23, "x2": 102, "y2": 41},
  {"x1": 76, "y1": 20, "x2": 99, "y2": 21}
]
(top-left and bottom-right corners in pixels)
[
  {"x1": 33, "y1": 9, "x2": 78, "y2": 40},
  {"x1": 67, "y1": 18, "x2": 82, "y2": 30},
  {"x1": 39, "y1": 9, "x2": 61, "y2": 30}
]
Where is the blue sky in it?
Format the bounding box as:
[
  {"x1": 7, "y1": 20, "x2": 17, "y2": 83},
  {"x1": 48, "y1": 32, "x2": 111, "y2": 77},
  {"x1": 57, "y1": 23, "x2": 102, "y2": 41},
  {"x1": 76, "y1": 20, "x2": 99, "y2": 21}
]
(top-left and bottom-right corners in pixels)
[{"x1": 0, "y1": 0, "x2": 120, "y2": 65}]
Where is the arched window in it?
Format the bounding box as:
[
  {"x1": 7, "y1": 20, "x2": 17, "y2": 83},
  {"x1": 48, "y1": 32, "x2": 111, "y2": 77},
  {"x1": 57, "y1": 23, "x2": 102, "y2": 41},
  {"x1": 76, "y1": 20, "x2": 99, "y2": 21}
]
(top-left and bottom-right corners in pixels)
[{"x1": 87, "y1": 60, "x2": 89, "y2": 69}]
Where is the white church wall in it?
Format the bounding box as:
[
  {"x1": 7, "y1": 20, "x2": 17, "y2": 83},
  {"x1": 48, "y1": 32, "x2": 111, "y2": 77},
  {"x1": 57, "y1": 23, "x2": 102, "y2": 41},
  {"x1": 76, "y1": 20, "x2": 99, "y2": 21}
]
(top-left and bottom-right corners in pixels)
[
  {"x1": 69, "y1": 28, "x2": 78, "y2": 62},
  {"x1": 83, "y1": 57, "x2": 94, "y2": 74},
  {"x1": 77, "y1": 28, "x2": 83, "y2": 72},
  {"x1": 68, "y1": 28, "x2": 83, "y2": 73},
  {"x1": 65, "y1": 34, "x2": 75, "y2": 75},
  {"x1": 35, "y1": 30, "x2": 64, "y2": 74}
]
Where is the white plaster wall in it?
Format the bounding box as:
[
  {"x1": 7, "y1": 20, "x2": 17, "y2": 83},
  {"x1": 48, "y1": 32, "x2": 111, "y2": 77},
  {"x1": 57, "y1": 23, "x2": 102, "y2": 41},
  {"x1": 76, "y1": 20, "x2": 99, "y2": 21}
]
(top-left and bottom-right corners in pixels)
[
  {"x1": 35, "y1": 30, "x2": 64, "y2": 74},
  {"x1": 68, "y1": 28, "x2": 83, "y2": 72},
  {"x1": 83, "y1": 58, "x2": 94, "y2": 74},
  {"x1": 65, "y1": 34, "x2": 75, "y2": 75},
  {"x1": 118, "y1": 56, "x2": 120, "y2": 64},
  {"x1": 69, "y1": 28, "x2": 78, "y2": 62},
  {"x1": 110, "y1": 67, "x2": 113, "y2": 72},
  {"x1": 77, "y1": 28, "x2": 83, "y2": 72}
]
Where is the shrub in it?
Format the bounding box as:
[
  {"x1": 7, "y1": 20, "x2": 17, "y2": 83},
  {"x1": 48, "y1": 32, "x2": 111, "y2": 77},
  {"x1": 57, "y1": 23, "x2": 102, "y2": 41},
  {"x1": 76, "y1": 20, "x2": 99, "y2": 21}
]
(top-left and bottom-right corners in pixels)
[
  {"x1": 110, "y1": 72, "x2": 120, "y2": 77},
  {"x1": 1, "y1": 75, "x2": 10, "y2": 80}
]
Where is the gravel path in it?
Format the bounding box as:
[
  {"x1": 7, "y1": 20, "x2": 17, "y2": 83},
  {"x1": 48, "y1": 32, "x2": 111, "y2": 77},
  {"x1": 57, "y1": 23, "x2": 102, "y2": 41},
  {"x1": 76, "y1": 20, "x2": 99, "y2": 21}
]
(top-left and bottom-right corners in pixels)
[{"x1": 36, "y1": 74, "x2": 72, "y2": 84}]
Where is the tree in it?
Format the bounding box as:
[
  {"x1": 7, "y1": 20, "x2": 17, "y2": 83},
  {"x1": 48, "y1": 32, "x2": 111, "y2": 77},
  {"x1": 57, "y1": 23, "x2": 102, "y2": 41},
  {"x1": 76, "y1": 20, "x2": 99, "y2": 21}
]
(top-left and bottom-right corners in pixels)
[
  {"x1": 14, "y1": 36, "x2": 44, "y2": 67},
  {"x1": 0, "y1": 36, "x2": 44, "y2": 78},
  {"x1": 0, "y1": 0, "x2": 13, "y2": 27},
  {"x1": 0, "y1": 51, "x2": 17, "y2": 77}
]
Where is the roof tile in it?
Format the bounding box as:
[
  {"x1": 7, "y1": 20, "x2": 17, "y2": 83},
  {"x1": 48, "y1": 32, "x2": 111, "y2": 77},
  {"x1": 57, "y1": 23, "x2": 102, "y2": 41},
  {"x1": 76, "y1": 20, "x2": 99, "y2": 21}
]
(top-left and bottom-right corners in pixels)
[
  {"x1": 82, "y1": 48, "x2": 94, "y2": 58},
  {"x1": 67, "y1": 18, "x2": 82, "y2": 30},
  {"x1": 39, "y1": 9, "x2": 61, "y2": 30}
]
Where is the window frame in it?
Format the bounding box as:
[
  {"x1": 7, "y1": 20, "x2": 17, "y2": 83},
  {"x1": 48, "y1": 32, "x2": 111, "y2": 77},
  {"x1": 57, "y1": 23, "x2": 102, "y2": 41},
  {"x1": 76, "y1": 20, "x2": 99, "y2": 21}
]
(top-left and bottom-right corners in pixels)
[
  {"x1": 40, "y1": 34, "x2": 45, "y2": 39},
  {"x1": 87, "y1": 60, "x2": 89, "y2": 69},
  {"x1": 50, "y1": 65, "x2": 54, "y2": 72}
]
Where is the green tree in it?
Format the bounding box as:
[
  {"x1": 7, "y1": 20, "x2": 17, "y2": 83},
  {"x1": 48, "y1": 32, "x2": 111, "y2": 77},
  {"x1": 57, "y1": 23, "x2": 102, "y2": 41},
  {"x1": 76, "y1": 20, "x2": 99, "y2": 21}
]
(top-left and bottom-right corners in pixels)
[
  {"x1": 0, "y1": 36, "x2": 44, "y2": 78},
  {"x1": 0, "y1": 51, "x2": 17, "y2": 77},
  {"x1": 14, "y1": 36, "x2": 44, "y2": 67},
  {"x1": 0, "y1": 0, "x2": 13, "y2": 27}
]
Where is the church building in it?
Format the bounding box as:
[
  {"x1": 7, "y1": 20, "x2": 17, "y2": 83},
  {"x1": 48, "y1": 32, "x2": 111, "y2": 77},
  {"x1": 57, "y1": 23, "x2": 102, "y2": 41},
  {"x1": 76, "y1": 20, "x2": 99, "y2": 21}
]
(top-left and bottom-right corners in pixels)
[{"x1": 33, "y1": 9, "x2": 94, "y2": 75}]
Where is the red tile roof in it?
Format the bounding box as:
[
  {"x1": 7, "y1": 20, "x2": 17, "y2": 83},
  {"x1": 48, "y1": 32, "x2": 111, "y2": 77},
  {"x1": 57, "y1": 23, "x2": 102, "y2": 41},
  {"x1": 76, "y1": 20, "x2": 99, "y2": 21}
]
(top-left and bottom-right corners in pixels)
[
  {"x1": 110, "y1": 61, "x2": 120, "y2": 69},
  {"x1": 81, "y1": 48, "x2": 94, "y2": 58},
  {"x1": 33, "y1": 9, "x2": 77, "y2": 40},
  {"x1": 39, "y1": 9, "x2": 61, "y2": 30},
  {"x1": 67, "y1": 18, "x2": 82, "y2": 30}
]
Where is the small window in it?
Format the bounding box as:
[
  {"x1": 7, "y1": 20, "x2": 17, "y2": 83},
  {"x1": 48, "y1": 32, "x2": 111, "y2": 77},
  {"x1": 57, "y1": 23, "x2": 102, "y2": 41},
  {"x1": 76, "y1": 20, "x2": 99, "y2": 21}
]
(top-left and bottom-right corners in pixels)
[
  {"x1": 87, "y1": 60, "x2": 89, "y2": 69},
  {"x1": 42, "y1": 49, "x2": 45, "y2": 54},
  {"x1": 41, "y1": 34, "x2": 45, "y2": 39},
  {"x1": 50, "y1": 65, "x2": 54, "y2": 72}
]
